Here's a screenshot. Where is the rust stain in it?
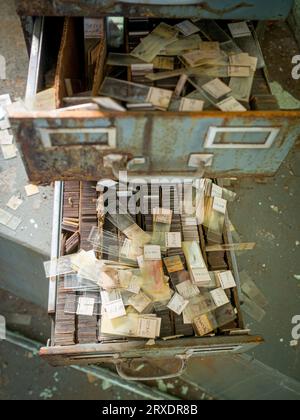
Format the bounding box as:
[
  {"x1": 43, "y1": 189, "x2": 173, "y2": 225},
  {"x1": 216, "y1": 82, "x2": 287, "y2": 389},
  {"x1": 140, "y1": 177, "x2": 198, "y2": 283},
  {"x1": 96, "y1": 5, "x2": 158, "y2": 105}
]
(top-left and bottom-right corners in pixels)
[
  {"x1": 15, "y1": 0, "x2": 253, "y2": 17},
  {"x1": 9, "y1": 110, "x2": 300, "y2": 120}
]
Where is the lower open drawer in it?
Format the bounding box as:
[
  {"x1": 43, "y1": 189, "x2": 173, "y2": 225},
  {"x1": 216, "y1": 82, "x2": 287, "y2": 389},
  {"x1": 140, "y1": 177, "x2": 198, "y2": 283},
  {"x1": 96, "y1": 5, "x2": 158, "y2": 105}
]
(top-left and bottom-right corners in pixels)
[{"x1": 40, "y1": 180, "x2": 263, "y2": 378}]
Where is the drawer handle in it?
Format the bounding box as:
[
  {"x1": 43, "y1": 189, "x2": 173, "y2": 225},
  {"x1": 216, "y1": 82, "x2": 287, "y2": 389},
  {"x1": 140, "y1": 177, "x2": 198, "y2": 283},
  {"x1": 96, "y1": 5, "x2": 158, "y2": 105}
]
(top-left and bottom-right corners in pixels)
[
  {"x1": 116, "y1": 356, "x2": 189, "y2": 381},
  {"x1": 111, "y1": 156, "x2": 207, "y2": 179}
]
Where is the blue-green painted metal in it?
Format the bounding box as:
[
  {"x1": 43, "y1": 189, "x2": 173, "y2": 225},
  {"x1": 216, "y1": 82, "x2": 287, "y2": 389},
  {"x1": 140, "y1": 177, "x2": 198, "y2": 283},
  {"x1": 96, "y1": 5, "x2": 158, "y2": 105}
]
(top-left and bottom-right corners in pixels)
[
  {"x1": 15, "y1": 0, "x2": 294, "y2": 20},
  {"x1": 10, "y1": 110, "x2": 300, "y2": 183}
]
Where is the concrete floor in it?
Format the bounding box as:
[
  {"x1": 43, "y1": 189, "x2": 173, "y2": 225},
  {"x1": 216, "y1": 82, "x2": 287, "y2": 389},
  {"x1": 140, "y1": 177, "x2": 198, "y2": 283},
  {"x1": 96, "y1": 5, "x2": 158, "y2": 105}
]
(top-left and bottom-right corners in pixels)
[
  {"x1": 0, "y1": 0, "x2": 300, "y2": 400},
  {"x1": 231, "y1": 150, "x2": 300, "y2": 381}
]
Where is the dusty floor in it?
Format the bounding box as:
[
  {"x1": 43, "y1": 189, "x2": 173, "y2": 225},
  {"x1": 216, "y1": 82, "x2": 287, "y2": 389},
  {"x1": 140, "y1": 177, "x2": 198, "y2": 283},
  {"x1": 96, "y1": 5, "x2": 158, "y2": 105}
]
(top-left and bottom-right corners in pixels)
[{"x1": 0, "y1": 2, "x2": 300, "y2": 401}]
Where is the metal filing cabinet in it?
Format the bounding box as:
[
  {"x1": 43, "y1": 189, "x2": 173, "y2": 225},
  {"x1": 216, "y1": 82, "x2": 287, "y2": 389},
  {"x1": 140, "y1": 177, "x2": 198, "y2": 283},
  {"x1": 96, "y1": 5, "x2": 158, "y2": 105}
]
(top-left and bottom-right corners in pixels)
[{"x1": 8, "y1": 1, "x2": 297, "y2": 377}]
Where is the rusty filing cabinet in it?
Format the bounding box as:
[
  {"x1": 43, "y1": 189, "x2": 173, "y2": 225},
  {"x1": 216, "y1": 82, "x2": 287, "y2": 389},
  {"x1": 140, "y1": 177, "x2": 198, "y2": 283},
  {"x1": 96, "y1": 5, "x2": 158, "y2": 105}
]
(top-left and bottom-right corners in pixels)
[{"x1": 7, "y1": 0, "x2": 298, "y2": 377}]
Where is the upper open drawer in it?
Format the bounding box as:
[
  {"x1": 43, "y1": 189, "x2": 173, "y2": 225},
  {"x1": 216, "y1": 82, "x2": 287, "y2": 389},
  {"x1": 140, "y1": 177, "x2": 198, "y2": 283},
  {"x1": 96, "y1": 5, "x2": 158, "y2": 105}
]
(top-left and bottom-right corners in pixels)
[
  {"x1": 9, "y1": 16, "x2": 300, "y2": 184},
  {"x1": 15, "y1": 0, "x2": 294, "y2": 20}
]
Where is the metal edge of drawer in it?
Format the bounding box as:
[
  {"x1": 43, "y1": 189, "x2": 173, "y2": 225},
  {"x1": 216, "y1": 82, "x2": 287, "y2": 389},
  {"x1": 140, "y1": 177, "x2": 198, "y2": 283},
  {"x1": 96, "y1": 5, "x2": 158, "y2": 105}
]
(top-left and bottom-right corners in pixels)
[
  {"x1": 39, "y1": 334, "x2": 264, "y2": 367},
  {"x1": 25, "y1": 17, "x2": 44, "y2": 100},
  {"x1": 48, "y1": 181, "x2": 63, "y2": 318}
]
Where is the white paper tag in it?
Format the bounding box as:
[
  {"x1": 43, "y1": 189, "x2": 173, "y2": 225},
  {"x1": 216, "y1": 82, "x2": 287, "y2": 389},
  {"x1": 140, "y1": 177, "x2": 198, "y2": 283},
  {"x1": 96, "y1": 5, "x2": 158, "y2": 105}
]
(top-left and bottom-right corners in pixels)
[
  {"x1": 191, "y1": 267, "x2": 212, "y2": 286},
  {"x1": 176, "y1": 280, "x2": 200, "y2": 299},
  {"x1": 217, "y1": 96, "x2": 247, "y2": 112},
  {"x1": 183, "y1": 217, "x2": 197, "y2": 226},
  {"x1": 166, "y1": 232, "x2": 182, "y2": 249},
  {"x1": 105, "y1": 299, "x2": 126, "y2": 320},
  {"x1": 211, "y1": 184, "x2": 223, "y2": 198},
  {"x1": 128, "y1": 292, "x2": 152, "y2": 313},
  {"x1": 84, "y1": 18, "x2": 103, "y2": 38},
  {"x1": 176, "y1": 20, "x2": 200, "y2": 37},
  {"x1": 144, "y1": 245, "x2": 161, "y2": 261},
  {"x1": 228, "y1": 22, "x2": 251, "y2": 38},
  {"x1": 210, "y1": 288, "x2": 229, "y2": 307},
  {"x1": 0, "y1": 130, "x2": 13, "y2": 145},
  {"x1": 147, "y1": 87, "x2": 173, "y2": 110},
  {"x1": 1, "y1": 144, "x2": 17, "y2": 160},
  {"x1": 202, "y1": 78, "x2": 232, "y2": 99},
  {"x1": 120, "y1": 238, "x2": 131, "y2": 258},
  {"x1": 25, "y1": 184, "x2": 39, "y2": 197},
  {"x1": 179, "y1": 98, "x2": 204, "y2": 112},
  {"x1": 137, "y1": 255, "x2": 145, "y2": 269},
  {"x1": 126, "y1": 276, "x2": 141, "y2": 295},
  {"x1": 213, "y1": 197, "x2": 227, "y2": 214},
  {"x1": 6, "y1": 196, "x2": 23, "y2": 211},
  {"x1": 101, "y1": 290, "x2": 122, "y2": 305},
  {"x1": 167, "y1": 293, "x2": 189, "y2": 315},
  {"x1": 153, "y1": 207, "x2": 173, "y2": 224},
  {"x1": 77, "y1": 297, "x2": 95, "y2": 316},
  {"x1": 218, "y1": 271, "x2": 236, "y2": 289},
  {"x1": 137, "y1": 317, "x2": 161, "y2": 338}
]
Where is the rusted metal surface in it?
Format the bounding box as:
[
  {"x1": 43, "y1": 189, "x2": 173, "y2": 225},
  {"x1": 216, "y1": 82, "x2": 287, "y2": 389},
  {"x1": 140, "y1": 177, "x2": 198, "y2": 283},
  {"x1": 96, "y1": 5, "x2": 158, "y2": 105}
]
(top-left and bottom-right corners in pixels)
[
  {"x1": 39, "y1": 335, "x2": 263, "y2": 367},
  {"x1": 15, "y1": 0, "x2": 294, "y2": 20},
  {"x1": 9, "y1": 109, "x2": 300, "y2": 184}
]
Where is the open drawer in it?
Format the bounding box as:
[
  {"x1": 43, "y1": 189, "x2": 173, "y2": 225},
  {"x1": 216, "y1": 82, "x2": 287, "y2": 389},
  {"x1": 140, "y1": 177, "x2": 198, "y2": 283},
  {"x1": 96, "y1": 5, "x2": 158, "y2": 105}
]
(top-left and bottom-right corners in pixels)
[
  {"x1": 8, "y1": 15, "x2": 300, "y2": 184},
  {"x1": 39, "y1": 180, "x2": 263, "y2": 375}
]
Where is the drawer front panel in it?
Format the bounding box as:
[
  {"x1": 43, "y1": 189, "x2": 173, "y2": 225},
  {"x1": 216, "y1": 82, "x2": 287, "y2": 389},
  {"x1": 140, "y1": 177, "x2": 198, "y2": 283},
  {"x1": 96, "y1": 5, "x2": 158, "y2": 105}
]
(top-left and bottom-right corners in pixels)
[
  {"x1": 11, "y1": 111, "x2": 300, "y2": 183},
  {"x1": 15, "y1": 0, "x2": 294, "y2": 20},
  {"x1": 40, "y1": 335, "x2": 263, "y2": 367}
]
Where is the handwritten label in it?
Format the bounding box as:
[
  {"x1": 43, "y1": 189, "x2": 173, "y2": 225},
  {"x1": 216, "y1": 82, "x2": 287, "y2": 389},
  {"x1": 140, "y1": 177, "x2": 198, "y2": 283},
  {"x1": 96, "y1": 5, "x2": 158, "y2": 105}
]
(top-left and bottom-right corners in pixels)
[
  {"x1": 144, "y1": 245, "x2": 162, "y2": 261},
  {"x1": 218, "y1": 271, "x2": 237, "y2": 289},
  {"x1": 84, "y1": 18, "x2": 103, "y2": 38},
  {"x1": 105, "y1": 299, "x2": 126, "y2": 320},
  {"x1": 147, "y1": 88, "x2": 173, "y2": 110},
  {"x1": 0, "y1": 129, "x2": 13, "y2": 145},
  {"x1": 213, "y1": 197, "x2": 227, "y2": 214},
  {"x1": 217, "y1": 96, "x2": 247, "y2": 112},
  {"x1": 137, "y1": 317, "x2": 161, "y2": 339},
  {"x1": 202, "y1": 78, "x2": 232, "y2": 99},
  {"x1": 210, "y1": 288, "x2": 229, "y2": 307},
  {"x1": 77, "y1": 297, "x2": 95, "y2": 317},
  {"x1": 193, "y1": 314, "x2": 215, "y2": 336},
  {"x1": 164, "y1": 256, "x2": 184, "y2": 273},
  {"x1": 166, "y1": 232, "x2": 182, "y2": 249},
  {"x1": 176, "y1": 280, "x2": 200, "y2": 299},
  {"x1": 153, "y1": 207, "x2": 173, "y2": 224},
  {"x1": 211, "y1": 183, "x2": 223, "y2": 198}
]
